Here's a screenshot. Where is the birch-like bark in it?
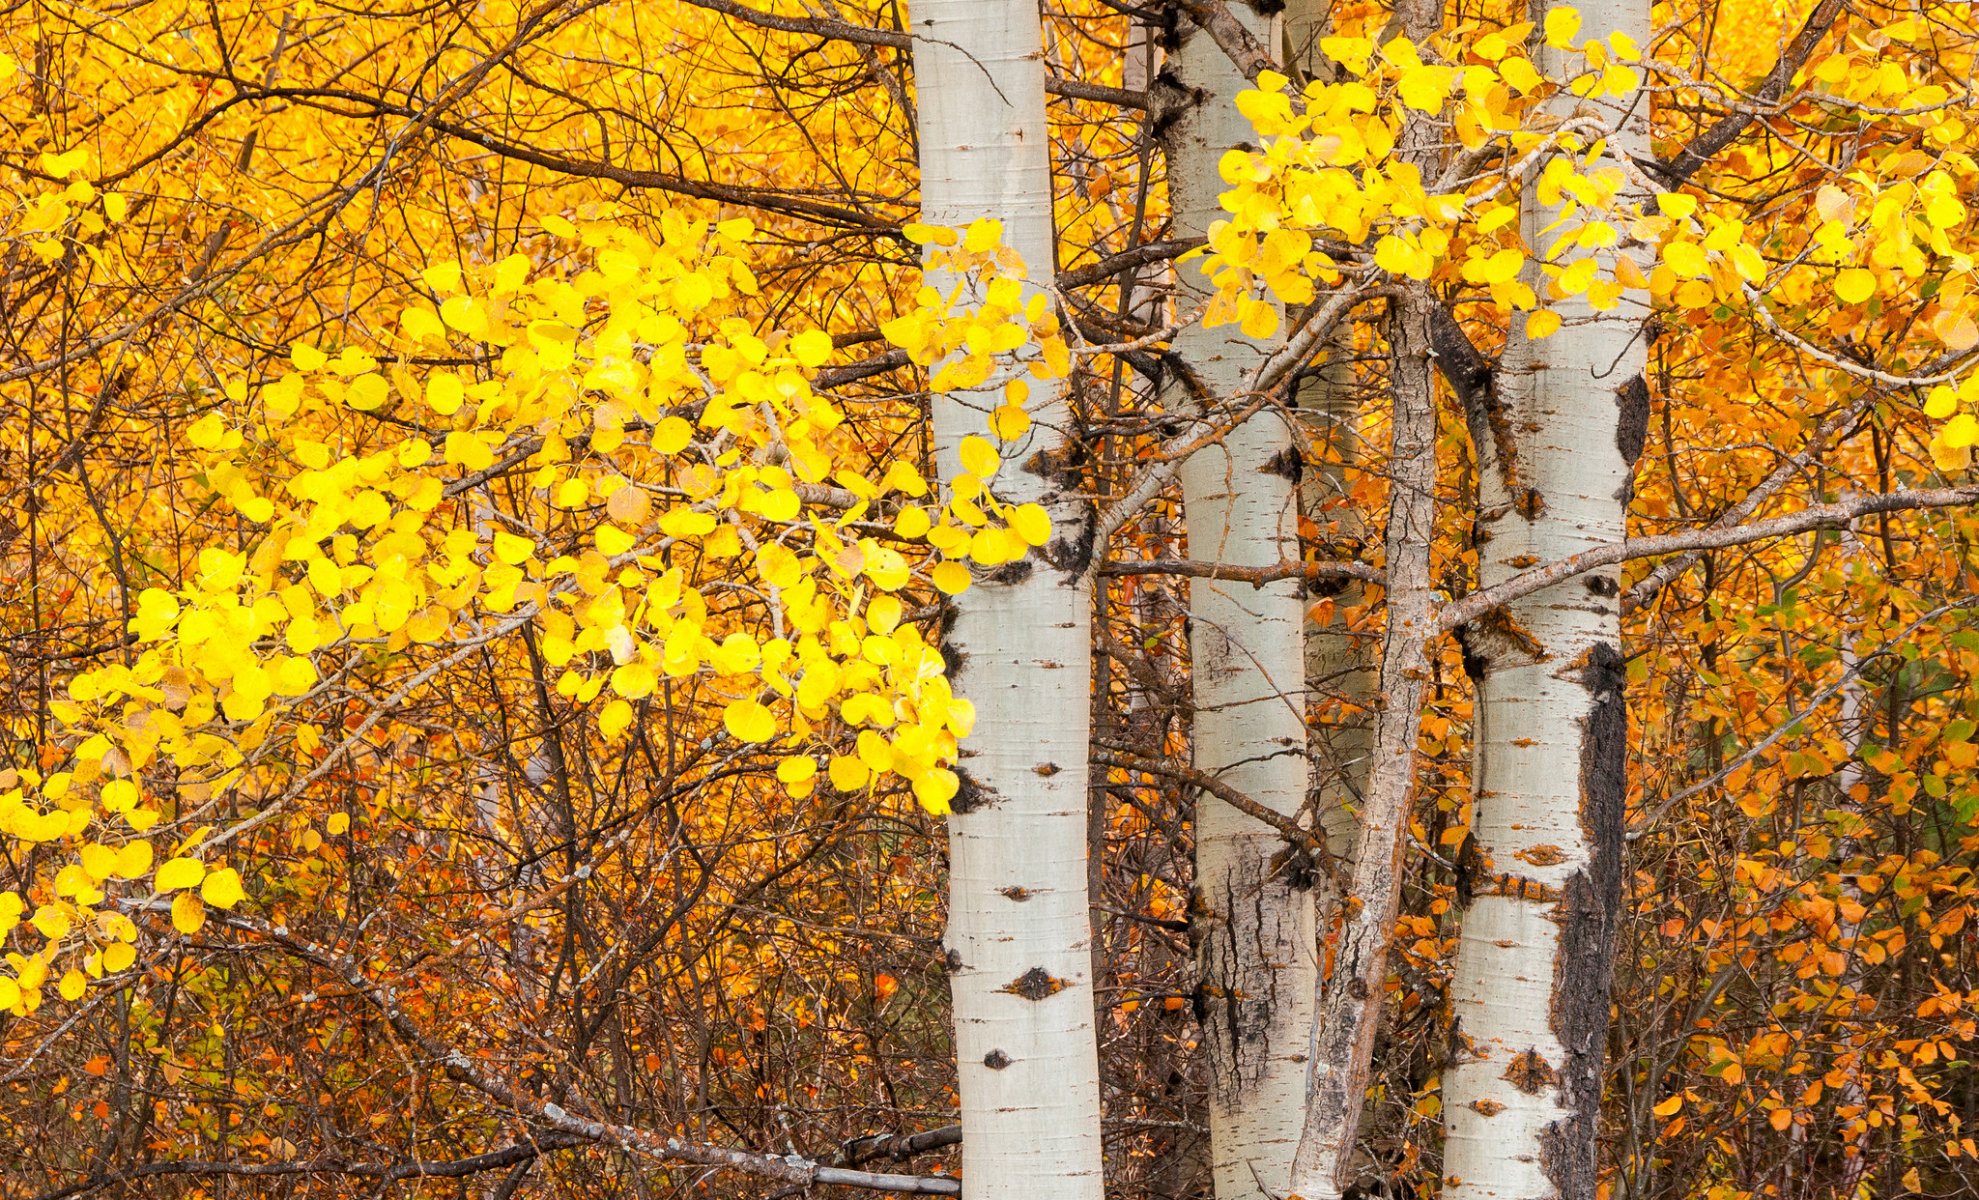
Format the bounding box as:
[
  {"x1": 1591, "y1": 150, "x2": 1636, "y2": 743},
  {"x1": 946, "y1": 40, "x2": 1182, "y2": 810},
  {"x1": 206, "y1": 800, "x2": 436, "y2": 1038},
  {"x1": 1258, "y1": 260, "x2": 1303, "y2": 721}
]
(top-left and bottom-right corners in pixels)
[
  {"x1": 1440, "y1": 0, "x2": 1649, "y2": 1193},
  {"x1": 1157, "y1": 9, "x2": 1317, "y2": 1196},
  {"x1": 913, "y1": 7, "x2": 1106, "y2": 1199}
]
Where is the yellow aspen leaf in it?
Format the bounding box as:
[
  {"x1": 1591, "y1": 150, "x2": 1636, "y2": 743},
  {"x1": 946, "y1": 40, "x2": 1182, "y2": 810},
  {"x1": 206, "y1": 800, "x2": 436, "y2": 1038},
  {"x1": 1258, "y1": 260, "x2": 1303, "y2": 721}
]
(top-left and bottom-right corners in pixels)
[
  {"x1": 777, "y1": 756, "x2": 818, "y2": 784},
  {"x1": 290, "y1": 342, "x2": 327, "y2": 371},
  {"x1": 1009, "y1": 503, "x2": 1052, "y2": 547},
  {"x1": 1931, "y1": 308, "x2": 1979, "y2": 351},
  {"x1": 598, "y1": 699, "x2": 635, "y2": 740},
  {"x1": 1653, "y1": 1093, "x2": 1684, "y2": 1117},
  {"x1": 79, "y1": 843, "x2": 117, "y2": 882},
  {"x1": 607, "y1": 485, "x2": 651, "y2": 524},
  {"x1": 345, "y1": 373, "x2": 389, "y2": 410},
  {"x1": 1945, "y1": 413, "x2": 1979, "y2": 448},
  {"x1": 596, "y1": 524, "x2": 638, "y2": 556},
  {"x1": 990, "y1": 403, "x2": 1031, "y2": 440},
  {"x1": 445, "y1": 431, "x2": 495, "y2": 471},
  {"x1": 913, "y1": 768, "x2": 959, "y2": 814},
  {"x1": 791, "y1": 329, "x2": 833, "y2": 367},
  {"x1": 326, "y1": 812, "x2": 350, "y2": 835},
  {"x1": 1662, "y1": 242, "x2": 1707, "y2": 278},
  {"x1": 30, "y1": 905, "x2": 71, "y2": 939},
  {"x1": 426, "y1": 372, "x2": 465, "y2": 415},
  {"x1": 1769, "y1": 1108, "x2": 1792, "y2": 1132},
  {"x1": 199, "y1": 867, "x2": 244, "y2": 909},
  {"x1": 1544, "y1": 7, "x2": 1581, "y2": 47},
  {"x1": 171, "y1": 891, "x2": 205, "y2": 935},
  {"x1": 101, "y1": 942, "x2": 135, "y2": 973},
  {"x1": 1835, "y1": 268, "x2": 1876, "y2": 305},
  {"x1": 439, "y1": 295, "x2": 486, "y2": 335},
  {"x1": 652, "y1": 416, "x2": 695, "y2": 455},
  {"x1": 113, "y1": 841, "x2": 153, "y2": 879},
  {"x1": 828, "y1": 754, "x2": 870, "y2": 792},
  {"x1": 58, "y1": 970, "x2": 84, "y2": 1001},
  {"x1": 421, "y1": 262, "x2": 462, "y2": 293},
  {"x1": 1925, "y1": 386, "x2": 1958, "y2": 419},
  {"x1": 932, "y1": 561, "x2": 972, "y2": 595},
  {"x1": 724, "y1": 699, "x2": 776, "y2": 743},
  {"x1": 154, "y1": 857, "x2": 206, "y2": 892},
  {"x1": 959, "y1": 436, "x2": 1000, "y2": 478},
  {"x1": 1240, "y1": 299, "x2": 1280, "y2": 339},
  {"x1": 1526, "y1": 310, "x2": 1563, "y2": 339},
  {"x1": 963, "y1": 218, "x2": 1003, "y2": 253},
  {"x1": 611, "y1": 661, "x2": 658, "y2": 699}
]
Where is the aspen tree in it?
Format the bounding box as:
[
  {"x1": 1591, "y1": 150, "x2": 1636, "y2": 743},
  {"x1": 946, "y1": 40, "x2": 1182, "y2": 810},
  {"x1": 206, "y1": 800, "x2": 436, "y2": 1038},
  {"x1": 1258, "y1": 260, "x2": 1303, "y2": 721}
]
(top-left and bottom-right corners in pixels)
[
  {"x1": 912, "y1": 3, "x2": 1107, "y2": 1196},
  {"x1": 1440, "y1": 0, "x2": 1649, "y2": 1193}
]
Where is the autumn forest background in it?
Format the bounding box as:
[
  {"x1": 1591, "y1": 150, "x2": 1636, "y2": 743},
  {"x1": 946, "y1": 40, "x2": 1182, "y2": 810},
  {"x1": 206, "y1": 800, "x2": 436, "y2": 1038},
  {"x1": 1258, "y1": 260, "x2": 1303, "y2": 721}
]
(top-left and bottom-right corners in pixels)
[{"x1": 1, "y1": 0, "x2": 1978, "y2": 1199}]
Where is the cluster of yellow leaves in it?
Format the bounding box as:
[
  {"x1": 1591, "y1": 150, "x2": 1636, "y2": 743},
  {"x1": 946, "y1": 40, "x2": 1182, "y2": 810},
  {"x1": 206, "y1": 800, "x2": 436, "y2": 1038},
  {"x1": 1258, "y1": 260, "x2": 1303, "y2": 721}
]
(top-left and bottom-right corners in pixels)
[
  {"x1": 1197, "y1": 14, "x2": 1641, "y2": 339},
  {"x1": 1203, "y1": 10, "x2": 1979, "y2": 462},
  {"x1": 0, "y1": 214, "x2": 1062, "y2": 1012}
]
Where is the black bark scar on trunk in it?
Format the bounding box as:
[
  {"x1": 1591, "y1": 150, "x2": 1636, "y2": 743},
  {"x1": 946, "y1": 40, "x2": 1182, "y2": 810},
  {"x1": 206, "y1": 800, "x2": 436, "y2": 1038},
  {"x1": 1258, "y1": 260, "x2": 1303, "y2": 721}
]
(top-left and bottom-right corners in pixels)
[
  {"x1": 1615, "y1": 373, "x2": 1650, "y2": 504},
  {"x1": 1539, "y1": 641, "x2": 1626, "y2": 1200},
  {"x1": 949, "y1": 766, "x2": 1001, "y2": 813}
]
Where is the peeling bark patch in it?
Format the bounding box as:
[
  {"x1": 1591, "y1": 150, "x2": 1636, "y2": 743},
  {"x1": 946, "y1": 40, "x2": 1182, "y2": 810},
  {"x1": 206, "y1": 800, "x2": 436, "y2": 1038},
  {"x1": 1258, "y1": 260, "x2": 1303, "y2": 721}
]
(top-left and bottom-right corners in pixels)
[
  {"x1": 1002, "y1": 967, "x2": 1067, "y2": 1001},
  {"x1": 1033, "y1": 762, "x2": 1061, "y2": 776},
  {"x1": 1584, "y1": 574, "x2": 1619, "y2": 598},
  {"x1": 1516, "y1": 844, "x2": 1568, "y2": 867},
  {"x1": 943, "y1": 947, "x2": 964, "y2": 973},
  {"x1": 1504, "y1": 1048, "x2": 1559, "y2": 1094},
  {"x1": 999, "y1": 885, "x2": 1033, "y2": 902},
  {"x1": 1539, "y1": 641, "x2": 1628, "y2": 1200},
  {"x1": 1468, "y1": 1098, "x2": 1506, "y2": 1117},
  {"x1": 982, "y1": 1049, "x2": 1011, "y2": 1070}
]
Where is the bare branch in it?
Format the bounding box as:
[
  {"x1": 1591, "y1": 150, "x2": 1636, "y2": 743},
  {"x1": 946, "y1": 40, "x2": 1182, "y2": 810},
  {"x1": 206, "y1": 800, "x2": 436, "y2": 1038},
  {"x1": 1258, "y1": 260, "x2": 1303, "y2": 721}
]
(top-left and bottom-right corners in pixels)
[{"x1": 1442, "y1": 487, "x2": 1979, "y2": 633}]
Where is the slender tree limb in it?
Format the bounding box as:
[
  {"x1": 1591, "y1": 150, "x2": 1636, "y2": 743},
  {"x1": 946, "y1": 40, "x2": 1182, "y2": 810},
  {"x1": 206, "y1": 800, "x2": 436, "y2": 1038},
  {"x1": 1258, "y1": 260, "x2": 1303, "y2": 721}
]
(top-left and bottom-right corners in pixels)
[
  {"x1": 1648, "y1": 0, "x2": 1847, "y2": 186},
  {"x1": 1171, "y1": 0, "x2": 1280, "y2": 82},
  {"x1": 673, "y1": 0, "x2": 1145, "y2": 106},
  {"x1": 28, "y1": 1136, "x2": 594, "y2": 1200},
  {"x1": 1059, "y1": 239, "x2": 1204, "y2": 291},
  {"x1": 131, "y1": 907, "x2": 963, "y2": 1197},
  {"x1": 1443, "y1": 486, "x2": 1979, "y2": 632},
  {"x1": 1092, "y1": 748, "x2": 1329, "y2": 863},
  {"x1": 1623, "y1": 395, "x2": 1872, "y2": 612}
]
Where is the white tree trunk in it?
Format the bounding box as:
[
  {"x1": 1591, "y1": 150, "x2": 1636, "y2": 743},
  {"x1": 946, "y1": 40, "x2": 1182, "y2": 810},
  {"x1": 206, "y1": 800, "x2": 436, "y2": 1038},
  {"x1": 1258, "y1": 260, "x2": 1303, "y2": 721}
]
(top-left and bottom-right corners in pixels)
[
  {"x1": 1440, "y1": 0, "x2": 1648, "y2": 1195},
  {"x1": 1158, "y1": 9, "x2": 1318, "y2": 1197},
  {"x1": 912, "y1": 6, "x2": 1106, "y2": 1199}
]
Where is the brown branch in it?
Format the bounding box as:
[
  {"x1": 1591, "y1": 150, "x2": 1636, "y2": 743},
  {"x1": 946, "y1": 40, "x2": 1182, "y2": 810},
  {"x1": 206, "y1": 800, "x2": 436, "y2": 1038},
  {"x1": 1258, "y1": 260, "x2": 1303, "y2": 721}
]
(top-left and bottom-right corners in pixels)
[
  {"x1": 1649, "y1": 0, "x2": 1847, "y2": 186},
  {"x1": 1171, "y1": 0, "x2": 1280, "y2": 82},
  {"x1": 1441, "y1": 486, "x2": 1979, "y2": 633},
  {"x1": 157, "y1": 907, "x2": 963, "y2": 1197},
  {"x1": 1623, "y1": 395, "x2": 1872, "y2": 612},
  {"x1": 29, "y1": 1137, "x2": 593, "y2": 1200},
  {"x1": 1093, "y1": 748, "x2": 1322, "y2": 857},
  {"x1": 1058, "y1": 238, "x2": 1203, "y2": 291}
]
